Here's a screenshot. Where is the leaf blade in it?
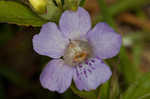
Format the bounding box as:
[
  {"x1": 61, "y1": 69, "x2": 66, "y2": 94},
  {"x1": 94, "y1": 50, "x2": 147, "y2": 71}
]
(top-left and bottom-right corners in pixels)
[
  {"x1": 0, "y1": 1, "x2": 46, "y2": 26},
  {"x1": 121, "y1": 72, "x2": 150, "y2": 99}
]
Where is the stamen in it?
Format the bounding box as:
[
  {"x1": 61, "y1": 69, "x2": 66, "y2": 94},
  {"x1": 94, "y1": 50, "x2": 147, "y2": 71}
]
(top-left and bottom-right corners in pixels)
[
  {"x1": 73, "y1": 52, "x2": 88, "y2": 63},
  {"x1": 64, "y1": 40, "x2": 93, "y2": 66}
]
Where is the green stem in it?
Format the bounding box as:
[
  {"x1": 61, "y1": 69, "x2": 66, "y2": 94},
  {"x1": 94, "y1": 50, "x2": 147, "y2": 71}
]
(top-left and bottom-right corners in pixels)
[{"x1": 108, "y1": 59, "x2": 120, "y2": 99}]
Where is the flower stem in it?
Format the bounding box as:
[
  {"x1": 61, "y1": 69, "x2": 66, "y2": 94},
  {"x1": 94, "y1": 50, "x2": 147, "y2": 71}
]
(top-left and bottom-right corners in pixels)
[{"x1": 108, "y1": 59, "x2": 120, "y2": 99}]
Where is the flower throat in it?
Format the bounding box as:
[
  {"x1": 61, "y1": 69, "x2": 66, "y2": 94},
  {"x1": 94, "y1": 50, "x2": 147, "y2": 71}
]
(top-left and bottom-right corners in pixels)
[{"x1": 64, "y1": 40, "x2": 93, "y2": 66}]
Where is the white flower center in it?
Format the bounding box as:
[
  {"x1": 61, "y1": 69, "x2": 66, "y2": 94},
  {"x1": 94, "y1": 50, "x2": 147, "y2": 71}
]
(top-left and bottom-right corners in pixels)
[{"x1": 64, "y1": 40, "x2": 93, "y2": 66}]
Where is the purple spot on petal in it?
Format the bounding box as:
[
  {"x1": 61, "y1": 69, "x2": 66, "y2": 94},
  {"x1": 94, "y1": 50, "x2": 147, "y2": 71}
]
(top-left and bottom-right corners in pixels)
[
  {"x1": 79, "y1": 64, "x2": 83, "y2": 68},
  {"x1": 89, "y1": 62, "x2": 92, "y2": 66},
  {"x1": 87, "y1": 69, "x2": 92, "y2": 73},
  {"x1": 75, "y1": 68, "x2": 80, "y2": 77},
  {"x1": 78, "y1": 74, "x2": 82, "y2": 80},
  {"x1": 84, "y1": 70, "x2": 87, "y2": 78},
  {"x1": 85, "y1": 61, "x2": 88, "y2": 65},
  {"x1": 89, "y1": 65, "x2": 95, "y2": 70},
  {"x1": 91, "y1": 60, "x2": 95, "y2": 63}
]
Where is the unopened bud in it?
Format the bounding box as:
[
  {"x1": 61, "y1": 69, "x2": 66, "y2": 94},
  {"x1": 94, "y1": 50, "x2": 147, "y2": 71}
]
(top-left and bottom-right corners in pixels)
[
  {"x1": 29, "y1": 0, "x2": 48, "y2": 14},
  {"x1": 65, "y1": 0, "x2": 81, "y2": 11},
  {"x1": 55, "y1": 0, "x2": 63, "y2": 9}
]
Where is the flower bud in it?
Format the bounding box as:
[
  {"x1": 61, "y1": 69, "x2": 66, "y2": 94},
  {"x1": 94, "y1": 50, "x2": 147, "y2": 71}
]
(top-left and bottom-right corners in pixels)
[
  {"x1": 55, "y1": 0, "x2": 63, "y2": 9},
  {"x1": 65, "y1": 0, "x2": 81, "y2": 11},
  {"x1": 29, "y1": 0, "x2": 48, "y2": 14}
]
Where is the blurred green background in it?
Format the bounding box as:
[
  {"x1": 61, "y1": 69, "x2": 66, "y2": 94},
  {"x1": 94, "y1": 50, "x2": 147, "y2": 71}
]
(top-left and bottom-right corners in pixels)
[{"x1": 0, "y1": 0, "x2": 150, "y2": 99}]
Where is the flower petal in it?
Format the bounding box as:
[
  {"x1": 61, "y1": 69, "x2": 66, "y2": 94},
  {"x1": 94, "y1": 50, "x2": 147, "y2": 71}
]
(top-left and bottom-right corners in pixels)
[
  {"x1": 40, "y1": 59, "x2": 74, "y2": 93},
  {"x1": 59, "y1": 7, "x2": 91, "y2": 40},
  {"x1": 73, "y1": 58, "x2": 112, "y2": 91},
  {"x1": 33, "y1": 22, "x2": 68, "y2": 58},
  {"x1": 87, "y1": 23, "x2": 122, "y2": 59}
]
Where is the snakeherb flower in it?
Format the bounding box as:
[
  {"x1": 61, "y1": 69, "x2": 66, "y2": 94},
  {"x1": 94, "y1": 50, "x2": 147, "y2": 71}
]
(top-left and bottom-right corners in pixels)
[{"x1": 32, "y1": 7, "x2": 122, "y2": 93}]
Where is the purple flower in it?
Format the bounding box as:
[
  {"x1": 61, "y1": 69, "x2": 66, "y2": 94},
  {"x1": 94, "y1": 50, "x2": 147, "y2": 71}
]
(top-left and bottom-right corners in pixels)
[{"x1": 32, "y1": 7, "x2": 122, "y2": 93}]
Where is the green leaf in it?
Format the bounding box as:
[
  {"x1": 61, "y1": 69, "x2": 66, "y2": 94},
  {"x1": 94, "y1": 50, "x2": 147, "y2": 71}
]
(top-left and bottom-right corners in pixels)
[
  {"x1": 118, "y1": 47, "x2": 141, "y2": 85},
  {"x1": 79, "y1": 0, "x2": 86, "y2": 6},
  {"x1": 0, "y1": 67, "x2": 30, "y2": 89},
  {"x1": 132, "y1": 42, "x2": 142, "y2": 68},
  {"x1": 62, "y1": 89, "x2": 81, "y2": 99},
  {"x1": 39, "y1": 0, "x2": 62, "y2": 22},
  {"x1": 70, "y1": 83, "x2": 97, "y2": 99},
  {"x1": 0, "y1": 79, "x2": 5, "y2": 99},
  {"x1": 0, "y1": 1, "x2": 46, "y2": 26},
  {"x1": 99, "y1": 81, "x2": 110, "y2": 99},
  {"x1": 121, "y1": 72, "x2": 150, "y2": 99},
  {"x1": 97, "y1": 0, "x2": 114, "y2": 27},
  {"x1": 0, "y1": 24, "x2": 14, "y2": 45},
  {"x1": 109, "y1": 0, "x2": 150, "y2": 16}
]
